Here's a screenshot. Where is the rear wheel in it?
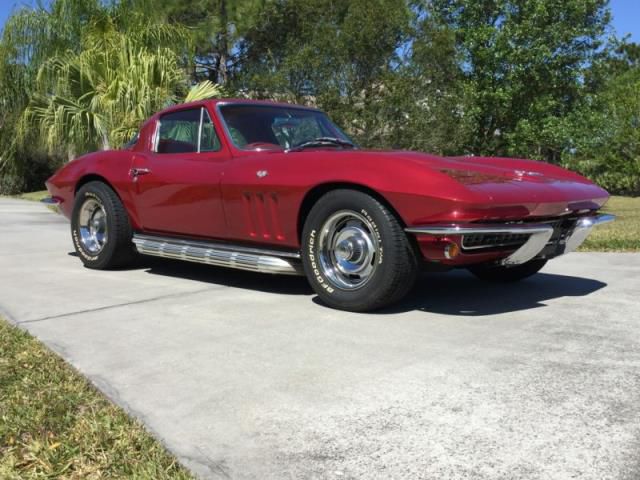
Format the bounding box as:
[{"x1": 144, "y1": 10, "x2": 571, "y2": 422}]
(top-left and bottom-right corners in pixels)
[
  {"x1": 301, "y1": 189, "x2": 418, "y2": 312},
  {"x1": 71, "y1": 181, "x2": 137, "y2": 269},
  {"x1": 468, "y1": 258, "x2": 547, "y2": 283}
]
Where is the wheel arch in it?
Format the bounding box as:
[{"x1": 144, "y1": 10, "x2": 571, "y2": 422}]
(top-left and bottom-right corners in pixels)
[
  {"x1": 75, "y1": 173, "x2": 117, "y2": 195},
  {"x1": 297, "y1": 182, "x2": 406, "y2": 241},
  {"x1": 73, "y1": 173, "x2": 141, "y2": 229}
]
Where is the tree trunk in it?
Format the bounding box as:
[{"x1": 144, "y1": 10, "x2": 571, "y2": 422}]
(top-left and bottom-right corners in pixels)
[
  {"x1": 101, "y1": 132, "x2": 110, "y2": 151},
  {"x1": 218, "y1": 0, "x2": 228, "y2": 85}
]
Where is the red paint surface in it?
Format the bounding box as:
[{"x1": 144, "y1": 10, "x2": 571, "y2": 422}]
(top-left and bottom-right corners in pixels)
[{"x1": 46, "y1": 99, "x2": 610, "y2": 265}]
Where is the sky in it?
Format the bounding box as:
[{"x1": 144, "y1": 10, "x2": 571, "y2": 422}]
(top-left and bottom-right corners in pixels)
[
  {"x1": 608, "y1": 0, "x2": 640, "y2": 43},
  {"x1": 0, "y1": 0, "x2": 639, "y2": 42},
  {"x1": 0, "y1": 0, "x2": 33, "y2": 29}
]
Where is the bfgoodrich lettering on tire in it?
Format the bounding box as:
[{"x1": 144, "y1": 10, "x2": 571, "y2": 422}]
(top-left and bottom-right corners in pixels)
[
  {"x1": 301, "y1": 189, "x2": 418, "y2": 312},
  {"x1": 71, "y1": 181, "x2": 137, "y2": 269}
]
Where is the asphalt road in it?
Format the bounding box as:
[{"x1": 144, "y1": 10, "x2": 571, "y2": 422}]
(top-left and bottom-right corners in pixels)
[{"x1": 1, "y1": 197, "x2": 639, "y2": 480}]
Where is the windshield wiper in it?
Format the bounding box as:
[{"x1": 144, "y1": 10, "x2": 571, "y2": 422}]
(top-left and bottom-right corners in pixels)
[{"x1": 285, "y1": 137, "x2": 356, "y2": 152}]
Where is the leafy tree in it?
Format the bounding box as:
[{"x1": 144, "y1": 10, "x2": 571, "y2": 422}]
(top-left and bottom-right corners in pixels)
[
  {"x1": 22, "y1": 18, "x2": 222, "y2": 158},
  {"x1": 23, "y1": 20, "x2": 184, "y2": 156},
  {"x1": 236, "y1": 0, "x2": 412, "y2": 146},
  {"x1": 373, "y1": 8, "x2": 470, "y2": 152},
  {"x1": 0, "y1": 1, "x2": 222, "y2": 192},
  {"x1": 562, "y1": 67, "x2": 640, "y2": 195},
  {"x1": 586, "y1": 36, "x2": 640, "y2": 93},
  {"x1": 0, "y1": 0, "x2": 637, "y2": 197},
  {"x1": 426, "y1": 0, "x2": 611, "y2": 162},
  {"x1": 143, "y1": 0, "x2": 265, "y2": 84},
  {"x1": 0, "y1": 0, "x2": 104, "y2": 193}
]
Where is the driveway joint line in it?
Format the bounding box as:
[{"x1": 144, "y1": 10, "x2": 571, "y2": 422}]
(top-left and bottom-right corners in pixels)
[{"x1": 14, "y1": 286, "x2": 222, "y2": 325}]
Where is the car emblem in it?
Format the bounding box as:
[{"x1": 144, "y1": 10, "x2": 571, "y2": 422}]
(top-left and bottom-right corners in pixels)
[
  {"x1": 514, "y1": 170, "x2": 543, "y2": 177},
  {"x1": 256, "y1": 170, "x2": 268, "y2": 178}
]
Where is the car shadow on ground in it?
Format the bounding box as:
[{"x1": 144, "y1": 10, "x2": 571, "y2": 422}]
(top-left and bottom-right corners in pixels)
[
  {"x1": 371, "y1": 270, "x2": 607, "y2": 316},
  {"x1": 123, "y1": 255, "x2": 607, "y2": 316},
  {"x1": 139, "y1": 256, "x2": 313, "y2": 296}
]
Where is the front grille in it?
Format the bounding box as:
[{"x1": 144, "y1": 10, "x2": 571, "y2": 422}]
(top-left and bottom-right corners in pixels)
[
  {"x1": 461, "y1": 216, "x2": 580, "y2": 254},
  {"x1": 462, "y1": 232, "x2": 530, "y2": 250},
  {"x1": 540, "y1": 218, "x2": 579, "y2": 257}
]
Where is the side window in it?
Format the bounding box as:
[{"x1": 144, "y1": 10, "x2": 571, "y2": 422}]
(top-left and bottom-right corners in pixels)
[
  {"x1": 200, "y1": 109, "x2": 221, "y2": 152},
  {"x1": 157, "y1": 109, "x2": 200, "y2": 154},
  {"x1": 155, "y1": 107, "x2": 221, "y2": 154}
]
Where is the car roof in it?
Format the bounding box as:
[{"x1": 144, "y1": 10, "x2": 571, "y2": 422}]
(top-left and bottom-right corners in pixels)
[{"x1": 157, "y1": 98, "x2": 321, "y2": 116}]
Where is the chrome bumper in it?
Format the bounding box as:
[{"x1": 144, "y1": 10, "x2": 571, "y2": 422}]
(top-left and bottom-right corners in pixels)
[
  {"x1": 41, "y1": 196, "x2": 61, "y2": 205},
  {"x1": 405, "y1": 214, "x2": 615, "y2": 266},
  {"x1": 563, "y1": 214, "x2": 615, "y2": 253}
]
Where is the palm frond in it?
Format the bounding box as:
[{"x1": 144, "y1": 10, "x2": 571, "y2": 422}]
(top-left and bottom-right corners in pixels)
[
  {"x1": 21, "y1": 23, "x2": 193, "y2": 156},
  {"x1": 184, "y1": 81, "x2": 225, "y2": 103}
]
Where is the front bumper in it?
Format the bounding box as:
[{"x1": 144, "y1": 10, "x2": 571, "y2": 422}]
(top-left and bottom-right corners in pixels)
[{"x1": 406, "y1": 214, "x2": 615, "y2": 266}]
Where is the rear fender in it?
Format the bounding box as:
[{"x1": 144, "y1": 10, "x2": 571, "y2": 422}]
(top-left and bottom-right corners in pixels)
[{"x1": 46, "y1": 151, "x2": 141, "y2": 228}]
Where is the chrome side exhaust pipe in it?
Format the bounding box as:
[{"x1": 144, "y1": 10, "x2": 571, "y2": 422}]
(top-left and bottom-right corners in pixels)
[{"x1": 132, "y1": 234, "x2": 303, "y2": 276}]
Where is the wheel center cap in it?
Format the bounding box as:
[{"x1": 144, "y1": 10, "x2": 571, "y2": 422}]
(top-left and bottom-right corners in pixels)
[{"x1": 335, "y1": 240, "x2": 354, "y2": 261}]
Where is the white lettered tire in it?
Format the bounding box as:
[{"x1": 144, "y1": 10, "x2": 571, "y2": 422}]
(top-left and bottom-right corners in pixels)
[
  {"x1": 301, "y1": 189, "x2": 418, "y2": 312},
  {"x1": 71, "y1": 181, "x2": 137, "y2": 269}
]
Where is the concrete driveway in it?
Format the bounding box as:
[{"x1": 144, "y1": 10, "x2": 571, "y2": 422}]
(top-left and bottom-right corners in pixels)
[{"x1": 1, "y1": 197, "x2": 639, "y2": 479}]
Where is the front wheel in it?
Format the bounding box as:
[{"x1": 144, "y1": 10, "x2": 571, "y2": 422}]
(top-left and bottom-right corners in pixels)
[
  {"x1": 301, "y1": 189, "x2": 418, "y2": 312},
  {"x1": 467, "y1": 258, "x2": 547, "y2": 283}
]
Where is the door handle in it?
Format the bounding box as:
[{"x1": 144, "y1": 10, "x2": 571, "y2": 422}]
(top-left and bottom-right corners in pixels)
[{"x1": 130, "y1": 167, "x2": 151, "y2": 178}]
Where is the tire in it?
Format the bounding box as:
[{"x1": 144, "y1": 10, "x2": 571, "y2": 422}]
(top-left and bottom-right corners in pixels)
[
  {"x1": 301, "y1": 189, "x2": 418, "y2": 312},
  {"x1": 71, "y1": 181, "x2": 137, "y2": 269},
  {"x1": 468, "y1": 258, "x2": 547, "y2": 283}
]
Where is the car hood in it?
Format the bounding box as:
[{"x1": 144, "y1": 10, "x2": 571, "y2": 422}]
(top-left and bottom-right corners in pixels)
[
  {"x1": 347, "y1": 149, "x2": 610, "y2": 214},
  {"x1": 356, "y1": 150, "x2": 580, "y2": 182}
]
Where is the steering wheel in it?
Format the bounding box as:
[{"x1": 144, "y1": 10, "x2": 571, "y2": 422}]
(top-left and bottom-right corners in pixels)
[{"x1": 244, "y1": 142, "x2": 281, "y2": 150}]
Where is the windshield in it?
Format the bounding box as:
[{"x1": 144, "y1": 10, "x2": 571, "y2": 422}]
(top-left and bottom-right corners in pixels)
[{"x1": 218, "y1": 104, "x2": 355, "y2": 150}]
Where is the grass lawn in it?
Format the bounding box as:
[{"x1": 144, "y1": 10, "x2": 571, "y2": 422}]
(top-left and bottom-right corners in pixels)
[
  {"x1": 11, "y1": 190, "x2": 60, "y2": 213},
  {"x1": 16, "y1": 190, "x2": 49, "y2": 202},
  {"x1": 0, "y1": 318, "x2": 193, "y2": 480},
  {"x1": 580, "y1": 195, "x2": 640, "y2": 252}
]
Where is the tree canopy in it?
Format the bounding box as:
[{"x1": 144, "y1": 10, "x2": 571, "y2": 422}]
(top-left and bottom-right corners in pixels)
[{"x1": 0, "y1": 0, "x2": 638, "y2": 195}]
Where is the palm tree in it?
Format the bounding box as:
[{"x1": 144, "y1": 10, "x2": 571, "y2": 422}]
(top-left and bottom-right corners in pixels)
[
  {"x1": 20, "y1": 16, "x2": 223, "y2": 160},
  {"x1": 1, "y1": 1, "x2": 223, "y2": 176}
]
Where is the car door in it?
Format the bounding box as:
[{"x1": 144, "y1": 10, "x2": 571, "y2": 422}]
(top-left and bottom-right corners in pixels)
[
  {"x1": 218, "y1": 106, "x2": 324, "y2": 248},
  {"x1": 131, "y1": 105, "x2": 230, "y2": 239}
]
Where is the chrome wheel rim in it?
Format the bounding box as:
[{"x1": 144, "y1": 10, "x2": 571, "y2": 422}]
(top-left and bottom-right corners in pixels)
[
  {"x1": 318, "y1": 210, "x2": 379, "y2": 290},
  {"x1": 78, "y1": 198, "x2": 108, "y2": 254}
]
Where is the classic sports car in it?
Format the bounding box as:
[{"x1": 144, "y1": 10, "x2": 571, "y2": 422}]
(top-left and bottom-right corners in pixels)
[{"x1": 46, "y1": 99, "x2": 614, "y2": 311}]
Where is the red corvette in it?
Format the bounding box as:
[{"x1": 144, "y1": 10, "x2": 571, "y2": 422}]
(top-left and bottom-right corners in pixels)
[{"x1": 46, "y1": 99, "x2": 614, "y2": 311}]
